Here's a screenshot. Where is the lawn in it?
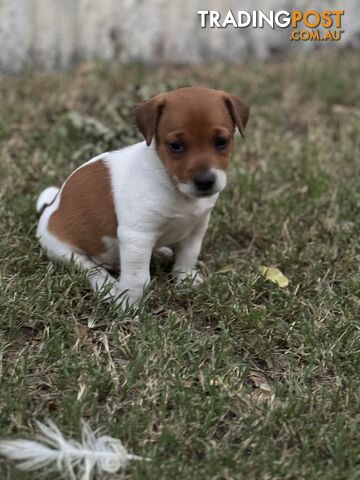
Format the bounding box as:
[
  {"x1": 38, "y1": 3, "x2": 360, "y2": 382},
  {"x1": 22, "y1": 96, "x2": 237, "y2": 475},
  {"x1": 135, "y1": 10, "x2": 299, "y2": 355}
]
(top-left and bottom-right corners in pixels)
[{"x1": 0, "y1": 50, "x2": 359, "y2": 479}]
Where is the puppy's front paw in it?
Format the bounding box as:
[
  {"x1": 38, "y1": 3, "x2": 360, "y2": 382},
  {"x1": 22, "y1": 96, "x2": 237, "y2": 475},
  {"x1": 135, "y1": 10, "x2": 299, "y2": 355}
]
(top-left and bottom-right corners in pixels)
[
  {"x1": 100, "y1": 284, "x2": 125, "y2": 305},
  {"x1": 174, "y1": 269, "x2": 205, "y2": 287},
  {"x1": 110, "y1": 283, "x2": 143, "y2": 310}
]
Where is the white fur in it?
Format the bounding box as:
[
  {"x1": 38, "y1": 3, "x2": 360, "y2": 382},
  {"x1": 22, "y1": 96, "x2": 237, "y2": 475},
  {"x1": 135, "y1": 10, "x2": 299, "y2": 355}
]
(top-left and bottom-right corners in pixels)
[
  {"x1": 36, "y1": 186, "x2": 59, "y2": 213},
  {"x1": 37, "y1": 142, "x2": 224, "y2": 307}
]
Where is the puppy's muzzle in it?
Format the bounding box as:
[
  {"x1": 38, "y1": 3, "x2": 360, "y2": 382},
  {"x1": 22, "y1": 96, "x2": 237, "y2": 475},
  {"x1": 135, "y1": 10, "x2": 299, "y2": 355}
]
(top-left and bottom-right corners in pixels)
[
  {"x1": 177, "y1": 168, "x2": 226, "y2": 198},
  {"x1": 193, "y1": 171, "x2": 216, "y2": 194}
]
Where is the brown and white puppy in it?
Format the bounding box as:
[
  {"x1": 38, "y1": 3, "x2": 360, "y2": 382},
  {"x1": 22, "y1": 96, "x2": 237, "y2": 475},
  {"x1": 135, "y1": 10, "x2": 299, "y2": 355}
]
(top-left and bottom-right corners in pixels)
[{"x1": 36, "y1": 87, "x2": 249, "y2": 307}]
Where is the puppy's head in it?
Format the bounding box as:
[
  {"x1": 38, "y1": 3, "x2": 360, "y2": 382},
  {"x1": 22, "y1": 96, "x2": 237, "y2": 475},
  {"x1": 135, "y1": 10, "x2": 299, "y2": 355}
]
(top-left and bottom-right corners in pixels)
[{"x1": 135, "y1": 87, "x2": 249, "y2": 198}]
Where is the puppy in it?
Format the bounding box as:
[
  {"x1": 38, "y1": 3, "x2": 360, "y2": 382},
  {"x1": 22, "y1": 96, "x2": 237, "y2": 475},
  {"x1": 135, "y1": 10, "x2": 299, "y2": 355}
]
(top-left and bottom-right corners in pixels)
[{"x1": 36, "y1": 87, "x2": 249, "y2": 307}]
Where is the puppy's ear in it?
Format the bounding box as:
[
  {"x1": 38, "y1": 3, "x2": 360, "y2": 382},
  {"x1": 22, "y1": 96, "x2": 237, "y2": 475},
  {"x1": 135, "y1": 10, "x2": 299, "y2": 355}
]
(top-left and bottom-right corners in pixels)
[
  {"x1": 134, "y1": 96, "x2": 165, "y2": 146},
  {"x1": 224, "y1": 95, "x2": 250, "y2": 138}
]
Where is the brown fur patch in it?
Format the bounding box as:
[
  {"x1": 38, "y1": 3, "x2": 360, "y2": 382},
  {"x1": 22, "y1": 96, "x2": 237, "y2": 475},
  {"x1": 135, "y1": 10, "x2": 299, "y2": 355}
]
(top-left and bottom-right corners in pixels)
[{"x1": 48, "y1": 160, "x2": 117, "y2": 256}]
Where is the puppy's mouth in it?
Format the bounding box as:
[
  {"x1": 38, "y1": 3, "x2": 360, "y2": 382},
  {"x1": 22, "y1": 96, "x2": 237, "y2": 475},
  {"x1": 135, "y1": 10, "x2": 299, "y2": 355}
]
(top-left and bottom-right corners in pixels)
[
  {"x1": 193, "y1": 190, "x2": 217, "y2": 197},
  {"x1": 176, "y1": 182, "x2": 223, "y2": 198},
  {"x1": 176, "y1": 170, "x2": 227, "y2": 198}
]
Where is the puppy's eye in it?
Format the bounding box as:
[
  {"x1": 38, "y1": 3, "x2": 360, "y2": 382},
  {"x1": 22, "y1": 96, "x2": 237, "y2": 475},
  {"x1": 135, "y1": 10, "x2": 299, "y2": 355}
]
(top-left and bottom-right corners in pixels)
[
  {"x1": 214, "y1": 137, "x2": 230, "y2": 150},
  {"x1": 168, "y1": 141, "x2": 185, "y2": 153}
]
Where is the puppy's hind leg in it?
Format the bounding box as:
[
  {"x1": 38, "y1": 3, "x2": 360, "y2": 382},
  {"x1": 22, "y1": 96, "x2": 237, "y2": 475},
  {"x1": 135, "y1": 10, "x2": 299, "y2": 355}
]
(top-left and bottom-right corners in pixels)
[
  {"x1": 72, "y1": 253, "x2": 119, "y2": 301},
  {"x1": 37, "y1": 204, "x2": 118, "y2": 302},
  {"x1": 42, "y1": 237, "x2": 118, "y2": 301}
]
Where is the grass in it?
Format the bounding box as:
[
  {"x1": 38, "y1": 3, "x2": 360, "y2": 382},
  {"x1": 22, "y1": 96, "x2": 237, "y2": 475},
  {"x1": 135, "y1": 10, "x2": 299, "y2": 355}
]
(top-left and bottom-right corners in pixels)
[{"x1": 0, "y1": 49, "x2": 360, "y2": 479}]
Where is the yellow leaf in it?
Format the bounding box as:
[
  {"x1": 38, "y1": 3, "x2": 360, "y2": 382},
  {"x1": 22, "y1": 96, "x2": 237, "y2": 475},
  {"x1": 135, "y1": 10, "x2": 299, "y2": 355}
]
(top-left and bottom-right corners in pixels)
[{"x1": 259, "y1": 265, "x2": 289, "y2": 288}]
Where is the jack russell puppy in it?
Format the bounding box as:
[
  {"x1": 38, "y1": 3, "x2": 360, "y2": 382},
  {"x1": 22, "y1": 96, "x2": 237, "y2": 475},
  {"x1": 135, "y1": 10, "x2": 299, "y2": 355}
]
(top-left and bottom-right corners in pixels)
[{"x1": 36, "y1": 87, "x2": 249, "y2": 307}]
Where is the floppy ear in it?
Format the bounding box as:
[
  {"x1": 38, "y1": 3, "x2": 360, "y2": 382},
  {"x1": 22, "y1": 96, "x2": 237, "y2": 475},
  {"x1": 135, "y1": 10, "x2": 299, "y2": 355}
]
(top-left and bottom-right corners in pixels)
[
  {"x1": 134, "y1": 96, "x2": 165, "y2": 146},
  {"x1": 224, "y1": 95, "x2": 250, "y2": 138}
]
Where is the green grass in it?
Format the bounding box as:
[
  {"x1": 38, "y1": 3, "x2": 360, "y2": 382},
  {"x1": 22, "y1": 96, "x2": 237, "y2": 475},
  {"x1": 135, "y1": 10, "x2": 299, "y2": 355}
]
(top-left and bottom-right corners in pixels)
[{"x1": 1, "y1": 50, "x2": 360, "y2": 479}]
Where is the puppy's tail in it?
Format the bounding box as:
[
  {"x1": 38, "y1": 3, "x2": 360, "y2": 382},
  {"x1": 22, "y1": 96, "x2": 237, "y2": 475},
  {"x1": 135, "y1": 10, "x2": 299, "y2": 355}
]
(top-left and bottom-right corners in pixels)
[{"x1": 36, "y1": 186, "x2": 59, "y2": 216}]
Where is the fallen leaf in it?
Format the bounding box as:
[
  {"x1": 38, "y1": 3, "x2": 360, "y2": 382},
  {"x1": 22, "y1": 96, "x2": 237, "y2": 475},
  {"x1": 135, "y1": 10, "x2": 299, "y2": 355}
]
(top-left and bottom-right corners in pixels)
[
  {"x1": 259, "y1": 265, "x2": 289, "y2": 288},
  {"x1": 249, "y1": 371, "x2": 274, "y2": 404},
  {"x1": 252, "y1": 388, "x2": 274, "y2": 404},
  {"x1": 259, "y1": 383, "x2": 272, "y2": 393},
  {"x1": 298, "y1": 185, "x2": 308, "y2": 194},
  {"x1": 249, "y1": 370, "x2": 267, "y2": 387}
]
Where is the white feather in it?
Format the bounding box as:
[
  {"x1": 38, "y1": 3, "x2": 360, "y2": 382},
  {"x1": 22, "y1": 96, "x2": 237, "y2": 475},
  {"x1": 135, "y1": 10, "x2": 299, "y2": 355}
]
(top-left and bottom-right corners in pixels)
[{"x1": 0, "y1": 420, "x2": 144, "y2": 480}]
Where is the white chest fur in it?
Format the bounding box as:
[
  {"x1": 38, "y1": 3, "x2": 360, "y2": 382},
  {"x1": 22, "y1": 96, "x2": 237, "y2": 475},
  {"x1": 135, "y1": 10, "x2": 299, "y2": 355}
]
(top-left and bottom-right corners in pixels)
[{"x1": 105, "y1": 142, "x2": 218, "y2": 248}]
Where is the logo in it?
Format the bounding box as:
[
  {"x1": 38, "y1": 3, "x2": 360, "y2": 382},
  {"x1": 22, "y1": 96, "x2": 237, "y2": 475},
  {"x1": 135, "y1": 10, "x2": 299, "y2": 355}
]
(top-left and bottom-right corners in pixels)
[{"x1": 198, "y1": 10, "x2": 345, "y2": 42}]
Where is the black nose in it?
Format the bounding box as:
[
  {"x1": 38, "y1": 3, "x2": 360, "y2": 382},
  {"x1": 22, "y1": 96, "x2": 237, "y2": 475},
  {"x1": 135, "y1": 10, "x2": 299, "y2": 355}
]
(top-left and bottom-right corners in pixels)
[{"x1": 193, "y1": 171, "x2": 216, "y2": 191}]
